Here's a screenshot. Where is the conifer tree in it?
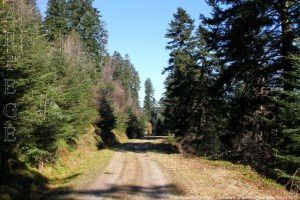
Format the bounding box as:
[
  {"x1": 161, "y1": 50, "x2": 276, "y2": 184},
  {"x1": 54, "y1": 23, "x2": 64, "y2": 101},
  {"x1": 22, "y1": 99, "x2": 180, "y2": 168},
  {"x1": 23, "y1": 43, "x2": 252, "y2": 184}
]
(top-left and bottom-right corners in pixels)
[
  {"x1": 143, "y1": 78, "x2": 156, "y2": 121},
  {"x1": 163, "y1": 7, "x2": 197, "y2": 137},
  {"x1": 0, "y1": 0, "x2": 61, "y2": 172},
  {"x1": 202, "y1": 0, "x2": 269, "y2": 155},
  {"x1": 99, "y1": 51, "x2": 143, "y2": 138},
  {"x1": 112, "y1": 52, "x2": 140, "y2": 105},
  {"x1": 0, "y1": 0, "x2": 18, "y2": 182},
  {"x1": 162, "y1": 1, "x2": 299, "y2": 171},
  {"x1": 199, "y1": 0, "x2": 299, "y2": 174},
  {"x1": 272, "y1": 53, "x2": 300, "y2": 184},
  {"x1": 0, "y1": 0, "x2": 144, "y2": 188},
  {"x1": 68, "y1": 0, "x2": 108, "y2": 61},
  {"x1": 126, "y1": 109, "x2": 145, "y2": 139},
  {"x1": 44, "y1": 0, "x2": 68, "y2": 41}
]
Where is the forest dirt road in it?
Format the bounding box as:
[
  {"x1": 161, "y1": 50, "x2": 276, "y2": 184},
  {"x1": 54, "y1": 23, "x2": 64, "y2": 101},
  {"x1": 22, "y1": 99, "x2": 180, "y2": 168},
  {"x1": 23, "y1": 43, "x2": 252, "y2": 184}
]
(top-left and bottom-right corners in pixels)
[
  {"x1": 72, "y1": 137, "x2": 182, "y2": 200},
  {"x1": 44, "y1": 137, "x2": 297, "y2": 200},
  {"x1": 44, "y1": 137, "x2": 183, "y2": 200}
]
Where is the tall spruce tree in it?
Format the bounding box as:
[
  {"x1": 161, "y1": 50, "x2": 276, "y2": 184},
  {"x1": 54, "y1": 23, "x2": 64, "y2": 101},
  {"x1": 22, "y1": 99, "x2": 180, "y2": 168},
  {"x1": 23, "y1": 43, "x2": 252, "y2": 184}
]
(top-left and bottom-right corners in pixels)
[
  {"x1": 201, "y1": 0, "x2": 274, "y2": 160},
  {"x1": 0, "y1": 0, "x2": 62, "y2": 173},
  {"x1": 272, "y1": 53, "x2": 300, "y2": 185},
  {"x1": 44, "y1": 0, "x2": 68, "y2": 41},
  {"x1": 201, "y1": 0, "x2": 299, "y2": 176},
  {"x1": 68, "y1": 0, "x2": 108, "y2": 61},
  {"x1": 163, "y1": 7, "x2": 197, "y2": 137},
  {"x1": 162, "y1": 1, "x2": 299, "y2": 174},
  {"x1": 143, "y1": 78, "x2": 156, "y2": 121},
  {"x1": 111, "y1": 52, "x2": 140, "y2": 105},
  {"x1": 154, "y1": 99, "x2": 167, "y2": 136}
]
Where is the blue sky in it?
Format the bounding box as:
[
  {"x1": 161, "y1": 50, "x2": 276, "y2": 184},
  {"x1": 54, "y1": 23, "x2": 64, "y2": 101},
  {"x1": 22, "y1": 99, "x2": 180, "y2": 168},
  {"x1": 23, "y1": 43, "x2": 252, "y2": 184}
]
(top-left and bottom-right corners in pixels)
[{"x1": 37, "y1": 0, "x2": 211, "y2": 104}]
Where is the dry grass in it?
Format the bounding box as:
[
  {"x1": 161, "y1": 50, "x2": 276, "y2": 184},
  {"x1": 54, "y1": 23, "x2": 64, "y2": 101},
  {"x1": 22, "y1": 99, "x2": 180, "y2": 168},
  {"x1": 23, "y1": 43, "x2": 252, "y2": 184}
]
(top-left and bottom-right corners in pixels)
[
  {"x1": 0, "y1": 129, "x2": 115, "y2": 200},
  {"x1": 42, "y1": 130, "x2": 114, "y2": 189},
  {"x1": 113, "y1": 129, "x2": 129, "y2": 143},
  {"x1": 149, "y1": 152, "x2": 298, "y2": 200}
]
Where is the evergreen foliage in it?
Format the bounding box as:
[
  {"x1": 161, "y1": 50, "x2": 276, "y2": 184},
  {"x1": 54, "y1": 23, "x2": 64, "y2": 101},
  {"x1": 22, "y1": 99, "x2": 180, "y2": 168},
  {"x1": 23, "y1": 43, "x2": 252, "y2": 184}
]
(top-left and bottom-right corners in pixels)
[
  {"x1": 143, "y1": 78, "x2": 156, "y2": 121},
  {"x1": 163, "y1": 7, "x2": 198, "y2": 137},
  {"x1": 68, "y1": 0, "x2": 108, "y2": 61},
  {"x1": 272, "y1": 53, "x2": 300, "y2": 186},
  {"x1": 126, "y1": 109, "x2": 146, "y2": 139},
  {"x1": 0, "y1": 0, "x2": 143, "y2": 182},
  {"x1": 97, "y1": 52, "x2": 144, "y2": 142},
  {"x1": 162, "y1": 1, "x2": 299, "y2": 188},
  {"x1": 44, "y1": 0, "x2": 68, "y2": 41},
  {"x1": 1, "y1": 0, "x2": 299, "y2": 195},
  {"x1": 112, "y1": 51, "x2": 140, "y2": 105}
]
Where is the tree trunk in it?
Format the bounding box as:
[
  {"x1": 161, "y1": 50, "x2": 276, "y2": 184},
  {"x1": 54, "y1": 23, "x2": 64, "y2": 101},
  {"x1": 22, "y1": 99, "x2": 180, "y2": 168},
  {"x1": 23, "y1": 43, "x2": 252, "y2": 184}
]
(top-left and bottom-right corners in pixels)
[{"x1": 278, "y1": 0, "x2": 294, "y2": 91}]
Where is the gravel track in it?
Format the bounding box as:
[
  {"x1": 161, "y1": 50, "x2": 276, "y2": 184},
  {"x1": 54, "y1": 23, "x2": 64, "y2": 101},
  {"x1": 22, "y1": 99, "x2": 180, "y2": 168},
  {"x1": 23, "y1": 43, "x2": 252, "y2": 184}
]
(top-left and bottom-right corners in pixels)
[
  {"x1": 47, "y1": 138, "x2": 178, "y2": 200},
  {"x1": 43, "y1": 137, "x2": 296, "y2": 200}
]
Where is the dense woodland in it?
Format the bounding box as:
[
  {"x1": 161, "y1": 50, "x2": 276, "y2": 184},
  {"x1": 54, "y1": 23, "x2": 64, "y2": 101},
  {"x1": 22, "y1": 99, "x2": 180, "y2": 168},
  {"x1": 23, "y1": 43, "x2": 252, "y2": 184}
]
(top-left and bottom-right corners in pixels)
[
  {"x1": 0, "y1": 0, "x2": 299, "y2": 198},
  {"x1": 0, "y1": 0, "x2": 145, "y2": 185},
  {"x1": 161, "y1": 0, "x2": 299, "y2": 190}
]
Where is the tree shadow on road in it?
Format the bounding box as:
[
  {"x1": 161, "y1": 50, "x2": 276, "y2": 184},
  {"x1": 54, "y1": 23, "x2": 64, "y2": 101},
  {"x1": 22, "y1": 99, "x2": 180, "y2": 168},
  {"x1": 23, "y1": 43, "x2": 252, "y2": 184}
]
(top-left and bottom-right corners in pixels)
[
  {"x1": 41, "y1": 183, "x2": 185, "y2": 200},
  {"x1": 114, "y1": 140, "x2": 179, "y2": 154},
  {"x1": 49, "y1": 173, "x2": 81, "y2": 185},
  {"x1": 40, "y1": 139, "x2": 181, "y2": 199},
  {"x1": 139, "y1": 136, "x2": 169, "y2": 140}
]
